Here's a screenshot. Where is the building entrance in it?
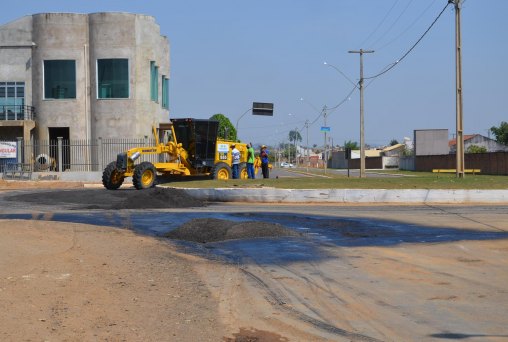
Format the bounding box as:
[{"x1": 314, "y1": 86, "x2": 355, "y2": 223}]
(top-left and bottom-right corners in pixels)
[{"x1": 49, "y1": 127, "x2": 70, "y2": 171}]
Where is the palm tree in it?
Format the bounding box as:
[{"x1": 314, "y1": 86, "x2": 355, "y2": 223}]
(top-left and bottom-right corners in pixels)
[{"x1": 289, "y1": 130, "x2": 302, "y2": 164}]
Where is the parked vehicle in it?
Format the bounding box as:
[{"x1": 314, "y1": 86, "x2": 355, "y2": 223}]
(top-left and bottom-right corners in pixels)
[{"x1": 280, "y1": 162, "x2": 294, "y2": 168}]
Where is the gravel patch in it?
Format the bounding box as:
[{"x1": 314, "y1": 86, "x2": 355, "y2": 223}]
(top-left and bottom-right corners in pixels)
[{"x1": 165, "y1": 218, "x2": 302, "y2": 243}]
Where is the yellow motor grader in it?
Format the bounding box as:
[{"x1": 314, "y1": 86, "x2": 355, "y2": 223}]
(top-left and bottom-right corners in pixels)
[{"x1": 102, "y1": 118, "x2": 259, "y2": 190}]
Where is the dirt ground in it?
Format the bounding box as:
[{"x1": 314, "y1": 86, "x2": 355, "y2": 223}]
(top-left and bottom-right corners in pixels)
[
  {"x1": 0, "y1": 182, "x2": 293, "y2": 341},
  {"x1": 1, "y1": 181, "x2": 508, "y2": 341},
  {"x1": 0, "y1": 220, "x2": 225, "y2": 341}
]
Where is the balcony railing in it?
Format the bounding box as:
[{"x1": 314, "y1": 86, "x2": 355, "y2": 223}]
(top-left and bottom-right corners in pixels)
[{"x1": 0, "y1": 105, "x2": 36, "y2": 121}]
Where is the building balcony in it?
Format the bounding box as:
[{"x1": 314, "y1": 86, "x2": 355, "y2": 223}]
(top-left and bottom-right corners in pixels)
[{"x1": 0, "y1": 105, "x2": 36, "y2": 121}]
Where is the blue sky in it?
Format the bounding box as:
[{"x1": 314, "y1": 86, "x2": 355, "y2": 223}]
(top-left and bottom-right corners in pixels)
[{"x1": 1, "y1": 1, "x2": 506, "y2": 147}]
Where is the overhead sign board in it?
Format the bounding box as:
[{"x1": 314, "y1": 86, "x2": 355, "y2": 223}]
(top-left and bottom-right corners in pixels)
[
  {"x1": 252, "y1": 102, "x2": 274, "y2": 116},
  {"x1": 320, "y1": 126, "x2": 330, "y2": 132}
]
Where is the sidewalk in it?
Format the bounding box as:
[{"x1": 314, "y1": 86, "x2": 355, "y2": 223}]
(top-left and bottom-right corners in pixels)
[{"x1": 177, "y1": 187, "x2": 508, "y2": 204}]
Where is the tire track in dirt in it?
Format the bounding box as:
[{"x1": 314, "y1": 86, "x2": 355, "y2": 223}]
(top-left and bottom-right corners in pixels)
[{"x1": 240, "y1": 267, "x2": 382, "y2": 342}]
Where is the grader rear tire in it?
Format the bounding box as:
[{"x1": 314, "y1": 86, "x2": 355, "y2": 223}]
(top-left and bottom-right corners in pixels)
[
  {"x1": 133, "y1": 162, "x2": 157, "y2": 190},
  {"x1": 212, "y1": 162, "x2": 231, "y2": 180},
  {"x1": 102, "y1": 161, "x2": 125, "y2": 190}
]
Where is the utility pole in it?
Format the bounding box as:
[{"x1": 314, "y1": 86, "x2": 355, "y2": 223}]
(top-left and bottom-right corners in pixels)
[
  {"x1": 451, "y1": 0, "x2": 465, "y2": 178},
  {"x1": 287, "y1": 140, "x2": 290, "y2": 165},
  {"x1": 294, "y1": 126, "x2": 298, "y2": 167},
  {"x1": 323, "y1": 105, "x2": 328, "y2": 174},
  {"x1": 349, "y1": 49, "x2": 374, "y2": 178},
  {"x1": 305, "y1": 120, "x2": 309, "y2": 172}
]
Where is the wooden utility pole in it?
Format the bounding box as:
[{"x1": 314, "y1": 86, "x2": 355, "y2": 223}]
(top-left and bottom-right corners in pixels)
[
  {"x1": 451, "y1": 0, "x2": 465, "y2": 178},
  {"x1": 322, "y1": 106, "x2": 328, "y2": 174},
  {"x1": 305, "y1": 120, "x2": 309, "y2": 172},
  {"x1": 349, "y1": 49, "x2": 374, "y2": 178}
]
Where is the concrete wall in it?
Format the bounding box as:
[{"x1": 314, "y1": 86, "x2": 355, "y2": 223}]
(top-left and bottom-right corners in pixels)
[
  {"x1": 32, "y1": 13, "x2": 89, "y2": 141},
  {"x1": 330, "y1": 150, "x2": 348, "y2": 169},
  {"x1": 89, "y1": 13, "x2": 169, "y2": 140},
  {"x1": 0, "y1": 16, "x2": 36, "y2": 142},
  {"x1": 414, "y1": 129, "x2": 449, "y2": 156},
  {"x1": 0, "y1": 16, "x2": 34, "y2": 106},
  {"x1": 399, "y1": 156, "x2": 415, "y2": 171},
  {"x1": 347, "y1": 157, "x2": 383, "y2": 170},
  {"x1": 415, "y1": 152, "x2": 508, "y2": 175},
  {"x1": 382, "y1": 156, "x2": 399, "y2": 169}
]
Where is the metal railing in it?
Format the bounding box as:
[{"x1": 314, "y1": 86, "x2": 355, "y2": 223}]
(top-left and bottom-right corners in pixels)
[
  {"x1": 2, "y1": 163, "x2": 32, "y2": 180},
  {"x1": 2, "y1": 137, "x2": 158, "y2": 173},
  {"x1": 0, "y1": 105, "x2": 36, "y2": 121}
]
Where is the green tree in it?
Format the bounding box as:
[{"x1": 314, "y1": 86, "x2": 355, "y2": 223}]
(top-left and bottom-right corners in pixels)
[
  {"x1": 490, "y1": 121, "x2": 508, "y2": 145},
  {"x1": 344, "y1": 140, "x2": 359, "y2": 150},
  {"x1": 288, "y1": 130, "x2": 302, "y2": 144},
  {"x1": 389, "y1": 139, "x2": 399, "y2": 146},
  {"x1": 288, "y1": 130, "x2": 302, "y2": 164},
  {"x1": 210, "y1": 113, "x2": 236, "y2": 141},
  {"x1": 466, "y1": 145, "x2": 487, "y2": 154},
  {"x1": 403, "y1": 145, "x2": 414, "y2": 157}
]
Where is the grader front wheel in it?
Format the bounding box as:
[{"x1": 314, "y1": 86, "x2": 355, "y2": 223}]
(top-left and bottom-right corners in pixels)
[
  {"x1": 102, "y1": 161, "x2": 125, "y2": 190},
  {"x1": 212, "y1": 162, "x2": 232, "y2": 180},
  {"x1": 239, "y1": 162, "x2": 248, "y2": 179},
  {"x1": 133, "y1": 162, "x2": 157, "y2": 190}
]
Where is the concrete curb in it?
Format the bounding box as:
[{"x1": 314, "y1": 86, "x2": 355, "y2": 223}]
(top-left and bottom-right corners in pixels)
[{"x1": 177, "y1": 188, "x2": 508, "y2": 204}]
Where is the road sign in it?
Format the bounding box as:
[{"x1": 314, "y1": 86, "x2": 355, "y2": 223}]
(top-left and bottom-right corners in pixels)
[
  {"x1": 252, "y1": 102, "x2": 274, "y2": 116},
  {"x1": 320, "y1": 126, "x2": 330, "y2": 132}
]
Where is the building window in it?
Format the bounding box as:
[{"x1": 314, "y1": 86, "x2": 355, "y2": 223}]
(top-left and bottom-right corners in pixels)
[
  {"x1": 0, "y1": 82, "x2": 25, "y2": 119},
  {"x1": 150, "y1": 61, "x2": 159, "y2": 102},
  {"x1": 161, "y1": 76, "x2": 169, "y2": 109},
  {"x1": 97, "y1": 59, "x2": 129, "y2": 99},
  {"x1": 44, "y1": 60, "x2": 76, "y2": 99}
]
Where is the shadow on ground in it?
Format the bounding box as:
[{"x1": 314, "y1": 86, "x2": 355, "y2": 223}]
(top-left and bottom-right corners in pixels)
[{"x1": 2, "y1": 210, "x2": 507, "y2": 266}]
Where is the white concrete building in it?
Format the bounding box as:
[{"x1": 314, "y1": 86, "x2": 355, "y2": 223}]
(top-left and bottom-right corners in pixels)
[{"x1": 0, "y1": 12, "x2": 170, "y2": 142}]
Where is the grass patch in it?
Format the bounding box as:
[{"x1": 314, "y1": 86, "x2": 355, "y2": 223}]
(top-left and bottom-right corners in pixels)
[{"x1": 160, "y1": 170, "x2": 508, "y2": 190}]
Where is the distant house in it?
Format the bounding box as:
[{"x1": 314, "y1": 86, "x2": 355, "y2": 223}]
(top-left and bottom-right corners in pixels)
[
  {"x1": 449, "y1": 134, "x2": 508, "y2": 153},
  {"x1": 381, "y1": 143, "x2": 405, "y2": 157}
]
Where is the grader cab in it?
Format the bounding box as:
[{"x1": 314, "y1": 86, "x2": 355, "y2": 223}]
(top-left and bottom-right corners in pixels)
[{"x1": 102, "y1": 118, "x2": 251, "y2": 190}]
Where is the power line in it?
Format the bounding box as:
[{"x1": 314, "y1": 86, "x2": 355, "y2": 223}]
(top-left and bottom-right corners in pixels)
[
  {"x1": 377, "y1": 0, "x2": 440, "y2": 51},
  {"x1": 358, "y1": 0, "x2": 400, "y2": 48},
  {"x1": 370, "y1": 0, "x2": 416, "y2": 49},
  {"x1": 364, "y1": 1, "x2": 451, "y2": 81},
  {"x1": 328, "y1": 85, "x2": 357, "y2": 111},
  {"x1": 303, "y1": 85, "x2": 358, "y2": 129}
]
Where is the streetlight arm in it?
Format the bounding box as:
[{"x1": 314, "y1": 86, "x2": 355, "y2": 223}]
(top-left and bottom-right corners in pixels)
[
  {"x1": 235, "y1": 107, "x2": 252, "y2": 137},
  {"x1": 323, "y1": 62, "x2": 358, "y2": 88}
]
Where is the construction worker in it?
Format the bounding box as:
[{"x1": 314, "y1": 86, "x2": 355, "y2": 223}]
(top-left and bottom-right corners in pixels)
[
  {"x1": 247, "y1": 143, "x2": 255, "y2": 179},
  {"x1": 260, "y1": 145, "x2": 269, "y2": 178},
  {"x1": 231, "y1": 143, "x2": 240, "y2": 179}
]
